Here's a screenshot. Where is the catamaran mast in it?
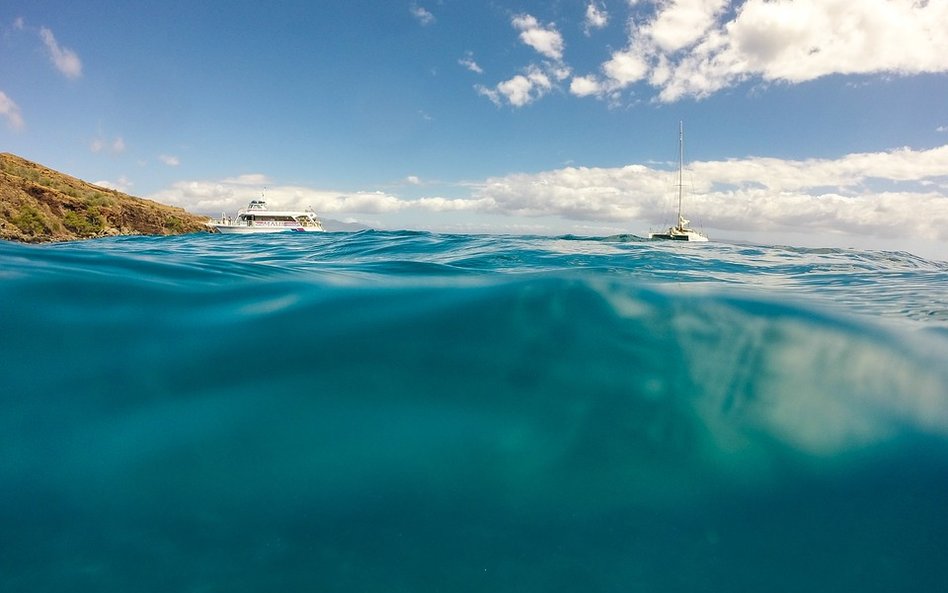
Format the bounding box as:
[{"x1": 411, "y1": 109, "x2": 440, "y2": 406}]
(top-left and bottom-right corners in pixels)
[{"x1": 677, "y1": 120, "x2": 684, "y2": 231}]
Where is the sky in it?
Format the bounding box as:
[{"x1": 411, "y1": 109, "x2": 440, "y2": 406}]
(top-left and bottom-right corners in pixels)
[{"x1": 1, "y1": 0, "x2": 947, "y2": 258}]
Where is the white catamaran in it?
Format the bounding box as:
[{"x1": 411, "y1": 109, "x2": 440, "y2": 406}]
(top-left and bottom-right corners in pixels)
[
  {"x1": 649, "y1": 121, "x2": 708, "y2": 242},
  {"x1": 207, "y1": 200, "x2": 324, "y2": 234}
]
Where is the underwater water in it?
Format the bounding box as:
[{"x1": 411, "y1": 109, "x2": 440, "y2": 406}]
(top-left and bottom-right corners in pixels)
[{"x1": 1, "y1": 231, "x2": 947, "y2": 592}]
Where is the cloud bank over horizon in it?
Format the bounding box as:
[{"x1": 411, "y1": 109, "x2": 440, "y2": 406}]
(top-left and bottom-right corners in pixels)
[{"x1": 153, "y1": 144, "x2": 948, "y2": 246}]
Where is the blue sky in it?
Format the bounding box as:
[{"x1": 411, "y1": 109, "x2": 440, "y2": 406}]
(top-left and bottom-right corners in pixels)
[{"x1": 2, "y1": 1, "x2": 947, "y2": 257}]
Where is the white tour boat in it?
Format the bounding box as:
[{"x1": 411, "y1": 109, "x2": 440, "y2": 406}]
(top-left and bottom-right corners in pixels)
[
  {"x1": 207, "y1": 200, "x2": 324, "y2": 234},
  {"x1": 649, "y1": 122, "x2": 708, "y2": 242}
]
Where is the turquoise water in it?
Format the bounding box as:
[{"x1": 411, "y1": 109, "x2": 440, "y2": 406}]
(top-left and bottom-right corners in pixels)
[{"x1": 2, "y1": 231, "x2": 947, "y2": 592}]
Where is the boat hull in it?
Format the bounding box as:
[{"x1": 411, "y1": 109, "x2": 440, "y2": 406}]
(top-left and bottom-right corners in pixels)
[
  {"x1": 208, "y1": 223, "x2": 323, "y2": 234},
  {"x1": 648, "y1": 230, "x2": 708, "y2": 242}
]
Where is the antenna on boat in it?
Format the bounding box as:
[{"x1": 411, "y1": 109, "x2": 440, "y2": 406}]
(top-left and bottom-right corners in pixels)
[{"x1": 677, "y1": 120, "x2": 684, "y2": 231}]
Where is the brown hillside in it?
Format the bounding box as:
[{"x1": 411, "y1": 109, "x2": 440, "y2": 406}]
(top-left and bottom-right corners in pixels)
[{"x1": 0, "y1": 152, "x2": 209, "y2": 243}]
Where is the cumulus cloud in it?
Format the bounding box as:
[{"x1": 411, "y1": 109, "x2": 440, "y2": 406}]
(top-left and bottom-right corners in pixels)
[
  {"x1": 477, "y1": 65, "x2": 554, "y2": 107},
  {"x1": 468, "y1": 0, "x2": 948, "y2": 105},
  {"x1": 646, "y1": 0, "x2": 728, "y2": 54},
  {"x1": 695, "y1": 146, "x2": 948, "y2": 192},
  {"x1": 512, "y1": 14, "x2": 565, "y2": 61},
  {"x1": 159, "y1": 154, "x2": 180, "y2": 166},
  {"x1": 584, "y1": 2, "x2": 609, "y2": 35},
  {"x1": 567, "y1": 0, "x2": 948, "y2": 103},
  {"x1": 39, "y1": 26, "x2": 82, "y2": 79},
  {"x1": 569, "y1": 75, "x2": 602, "y2": 97},
  {"x1": 410, "y1": 4, "x2": 435, "y2": 26},
  {"x1": 459, "y1": 51, "x2": 484, "y2": 74},
  {"x1": 729, "y1": 0, "x2": 948, "y2": 80},
  {"x1": 0, "y1": 91, "x2": 25, "y2": 130},
  {"x1": 602, "y1": 47, "x2": 650, "y2": 87}
]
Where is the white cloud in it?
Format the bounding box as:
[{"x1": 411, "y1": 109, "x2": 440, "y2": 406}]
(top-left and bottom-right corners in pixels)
[
  {"x1": 938, "y1": 126, "x2": 948, "y2": 133},
  {"x1": 14, "y1": 17, "x2": 24, "y2": 30},
  {"x1": 568, "y1": 0, "x2": 948, "y2": 104},
  {"x1": 0, "y1": 91, "x2": 25, "y2": 130},
  {"x1": 602, "y1": 46, "x2": 650, "y2": 87},
  {"x1": 459, "y1": 51, "x2": 484, "y2": 74},
  {"x1": 410, "y1": 4, "x2": 435, "y2": 26},
  {"x1": 584, "y1": 2, "x2": 609, "y2": 35},
  {"x1": 474, "y1": 85, "x2": 502, "y2": 107},
  {"x1": 512, "y1": 14, "x2": 565, "y2": 61},
  {"x1": 727, "y1": 0, "x2": 948, "y2": 81},
  {"x1": 549, "y1": 63, "x2": 572, "y2": 82},
  {"x1": 39, "y1": 26, "x2": 82, "y2": 79},
  {"x1": 94, "y1": 175, "x2": 132, "y2": 193},
  {"x1": 479, "y1": 65, "x2": 554, "y2": 107},
  {"x1": 159, "y1": 154, "x2": 180, "y2": 166},
  {"x1": 406, "y1": 176, "x2": 421, "y2": 185},
  {"x1": 695, "y1": 146, "x2": 948, "y2": 192},
  {"x1": 91, "y1": 136, "x2": 126, "y2": 155},
  {"x1": 570, "y1": 75, "x2": 602, "y2": 97},
  {"x1": 645, "y1": 0, "x2": 729, "y2": 53}
]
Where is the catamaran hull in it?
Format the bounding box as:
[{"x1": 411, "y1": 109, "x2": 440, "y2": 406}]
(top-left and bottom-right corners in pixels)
[
  {"x1": 208, "y1": 224, "x2": 323, "y2": 234},
  {"x1": 649, "y1": 231, "x2": 708, "y2": 242}
]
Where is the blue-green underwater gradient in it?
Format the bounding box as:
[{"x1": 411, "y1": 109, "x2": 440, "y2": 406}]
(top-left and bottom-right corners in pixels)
[{"x1": 2, "y1": 232, "x2": 947, "y2": 592}]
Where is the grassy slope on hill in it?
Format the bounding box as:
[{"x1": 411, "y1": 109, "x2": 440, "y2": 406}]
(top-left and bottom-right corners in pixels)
[{"x1": 0, "y1": 152, "x2": 208, "y2": 243}]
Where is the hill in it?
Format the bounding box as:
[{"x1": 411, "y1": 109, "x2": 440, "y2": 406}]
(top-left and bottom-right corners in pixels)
[{"x1": 0, "y1": 153, "x2": 209, "y2": 243}]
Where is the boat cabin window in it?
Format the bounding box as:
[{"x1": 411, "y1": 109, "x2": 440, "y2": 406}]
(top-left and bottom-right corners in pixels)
[{"x1": 242, "y1": 214, "x2": 298, "y2": 221}]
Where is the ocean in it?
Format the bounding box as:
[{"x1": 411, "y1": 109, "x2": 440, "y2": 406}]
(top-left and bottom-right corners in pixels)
[{"x1": 2, "y1": 231, "x2": 947, "y2": 592}]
